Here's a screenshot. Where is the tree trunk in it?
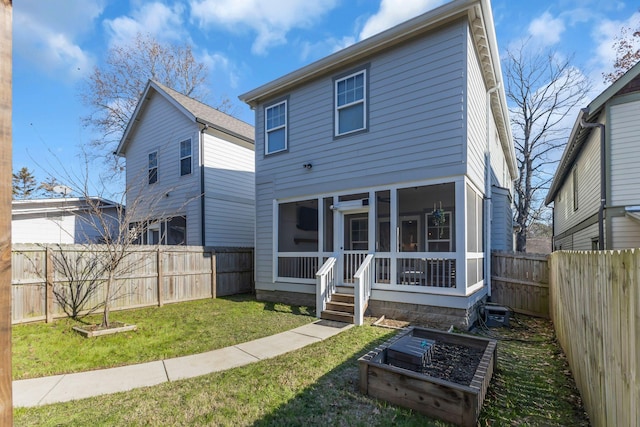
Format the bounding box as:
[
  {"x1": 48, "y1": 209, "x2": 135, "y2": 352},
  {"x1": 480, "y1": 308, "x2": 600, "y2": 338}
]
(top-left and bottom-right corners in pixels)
[
  {"x1": 101, "y1": 271, "x2": 114, "y2": 328},
  {"x1": 0, "y1": 1, "x2": 12, "y2": 423}
]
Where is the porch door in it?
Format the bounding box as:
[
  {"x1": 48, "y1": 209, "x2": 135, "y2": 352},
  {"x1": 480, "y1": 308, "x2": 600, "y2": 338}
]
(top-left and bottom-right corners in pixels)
[{"x1": 339, "y1": 212, "x2": 369, "y2": 284}]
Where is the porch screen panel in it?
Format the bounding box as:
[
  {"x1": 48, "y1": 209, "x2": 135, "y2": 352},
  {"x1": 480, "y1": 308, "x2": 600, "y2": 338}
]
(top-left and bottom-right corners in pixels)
[
  {"x1": 278, "y1": 200, "x2": 319, "y2": 279},
  {"x1": 323, "y1": 197, "x2": 333, "y2": 252}
]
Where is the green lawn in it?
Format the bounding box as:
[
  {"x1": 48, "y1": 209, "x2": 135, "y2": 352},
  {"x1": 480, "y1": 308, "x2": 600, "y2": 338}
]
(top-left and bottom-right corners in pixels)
[
  {"x1": 12, "y1": 294, "x2": 315, "y2": 380},
  {"x1": 13, "y1": 306, "x2": 590, "y2": 426}
]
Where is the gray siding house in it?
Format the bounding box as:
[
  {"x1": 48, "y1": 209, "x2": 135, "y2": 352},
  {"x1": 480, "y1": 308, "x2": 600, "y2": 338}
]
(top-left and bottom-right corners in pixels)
[
  {"x1": 546, "y1": 61, "x2": 640, "y2": 250},
  {"x1": 239, "y1": 0, "x2": 516, "y2": 328},
  {"x1": 116, "y1": 80, "x2": 255, "y2": 247}
]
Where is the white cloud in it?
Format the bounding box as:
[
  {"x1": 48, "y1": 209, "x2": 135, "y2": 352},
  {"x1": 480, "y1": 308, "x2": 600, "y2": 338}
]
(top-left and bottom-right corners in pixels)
[
  {"x1": 528, "y1": 12, "x2": 566, "y2": 47},
  {"x1": 299, "y1": 36, "x2": 357, "y2": 62},
  {"x1": 189, "y1": 0, "x2": 339, "y2": 55},
  {"x1": 104, "y1": 2, "x2": 187, "y2": 46},
  {"x1": 13, "y1": 0, "x2": 104, "y2": 79},
  {"x1": 591, "y1": 11, "x2": 640, "y2": 74},
  {"x1": 201, "y1": 51, "x2": 241, "y2": 88},
  {"x1": 358, "y1": 0, "x2": 448, "y2": 41}
]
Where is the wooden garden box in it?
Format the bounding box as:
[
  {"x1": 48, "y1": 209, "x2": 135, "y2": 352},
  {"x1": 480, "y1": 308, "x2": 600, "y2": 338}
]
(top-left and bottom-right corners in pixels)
[{"x1": 359, "y1": 327, "x2": 497, "y2": 427}]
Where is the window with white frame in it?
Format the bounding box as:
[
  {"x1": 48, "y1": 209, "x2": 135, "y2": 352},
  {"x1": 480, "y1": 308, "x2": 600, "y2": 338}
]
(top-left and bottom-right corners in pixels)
[
  {"x1": 148, "y1": 151, "x2": 158, "y2": 185},
  {"x1": 180, "y1": 139, "x2": 192, "y2": 176},
  {"x1": 335, "y1": 69, "x2": 366, "y2": 136},
  {"x1": 265, "y1": 100, "x2": 287, "y2": 155}
]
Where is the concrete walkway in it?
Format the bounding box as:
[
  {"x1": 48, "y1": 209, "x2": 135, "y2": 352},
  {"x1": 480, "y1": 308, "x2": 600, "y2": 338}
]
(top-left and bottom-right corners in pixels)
[{"x1": 13, "y1": 319, "x2": 352, "y2": 408}]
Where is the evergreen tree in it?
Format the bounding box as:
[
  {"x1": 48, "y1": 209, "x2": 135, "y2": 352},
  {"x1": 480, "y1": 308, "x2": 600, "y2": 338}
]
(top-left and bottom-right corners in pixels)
[{"x1": 12, "y1": 167, "x2": 37, "y2": 199}]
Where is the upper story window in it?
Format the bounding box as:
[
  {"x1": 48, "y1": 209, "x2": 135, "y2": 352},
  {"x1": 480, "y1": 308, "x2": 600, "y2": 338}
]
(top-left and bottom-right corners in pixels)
[
  {"x1": 148, "y1": 151, "x2": 158, "y2": 185},
  {"x1": 180, "y1": 139, "x2": 192, "y2": 176},
  {"x1": 265, "y1": 100, "x2": 287, "y2": 155},
  {"x1": 335, "y1": 69, "x2": 367, "y2": 136}
]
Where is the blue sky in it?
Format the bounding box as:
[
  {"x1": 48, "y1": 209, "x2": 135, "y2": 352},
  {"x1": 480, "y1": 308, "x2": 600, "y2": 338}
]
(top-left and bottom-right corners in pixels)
[{"x1": 12, "y1": 0, "x2": 640, "y2": 195}]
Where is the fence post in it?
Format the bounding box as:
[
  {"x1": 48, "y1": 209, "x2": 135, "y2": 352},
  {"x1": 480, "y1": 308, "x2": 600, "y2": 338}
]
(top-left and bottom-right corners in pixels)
[
  {"x1": 157, "y1": 248, "x2": 163, "y2": 307},
  {"x1": 45, "y1": 246, "x2": 54, "y2": 323},
  {"x1": 210, "y1": 250, "x2": 217, "y2": 299}
]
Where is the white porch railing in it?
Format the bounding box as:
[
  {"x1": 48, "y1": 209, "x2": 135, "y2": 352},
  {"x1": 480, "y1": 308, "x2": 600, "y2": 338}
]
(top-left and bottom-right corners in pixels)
[
  {"x1": 343, "y1": 251, "x2": 368, "y2": 283},
  {"x1": 353, "y1": 254, "x2": 374, "y2": 326},
  {"x1": 278, "y1": 255, "x2": 319, "y2": 280},
  {"x1": 375, "y1": 255, "x2": 456, "y2": 288},
  {"x1": 315, "y1": 256, "x2": 337, "y2": 317}
]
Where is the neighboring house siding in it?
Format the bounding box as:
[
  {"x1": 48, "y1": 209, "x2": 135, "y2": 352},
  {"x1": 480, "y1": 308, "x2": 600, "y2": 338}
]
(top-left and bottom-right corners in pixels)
[
  {"x1": 554, "y1": 115, "x2": 602, "y2": 235},
  {"x1": 573, "y1": 223, "x2": 599, "y2": 250},
  {"x1": 255, "y1": 20, "x2": 467, "y2": 201},
  {"x1": 609, "y1": 98, "x2": 640, "y2": 207},
  {"x1": 12, "y1": 215, "x2": 76, "y2": 244},
  {"x1": 610, "y1": 216, "x2": 640, "y2": 249},
  {"x1": 465, "y1": 26, "x2": 488, "y2": 191},
  {"x1": 125, "y1": 94, "x2": 202, "y2": 244},
  {"x1": 203, "y1": 132, "x2": 255, "y2": 247}
]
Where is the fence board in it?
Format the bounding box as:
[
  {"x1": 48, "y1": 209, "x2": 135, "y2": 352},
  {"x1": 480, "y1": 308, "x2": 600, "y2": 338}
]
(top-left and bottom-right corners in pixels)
[
  {"x1": 490, "y1": 251, "x2": 549, "y2": 318},
  {"x1": 550, "y1": 250, "x2": 640, "y2": 427},
  {"x1": 11, "y1": 244, "x2": 254, "y2": 324}
]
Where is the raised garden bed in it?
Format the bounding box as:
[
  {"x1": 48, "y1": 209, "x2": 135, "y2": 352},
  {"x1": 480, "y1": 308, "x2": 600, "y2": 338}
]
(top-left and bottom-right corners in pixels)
[
  {"x1": 359, "y1": 326, "x2": 497, "y2": 427},
  {"x1": 73, "y1": 322, "x2": 137, "y2": 338}
]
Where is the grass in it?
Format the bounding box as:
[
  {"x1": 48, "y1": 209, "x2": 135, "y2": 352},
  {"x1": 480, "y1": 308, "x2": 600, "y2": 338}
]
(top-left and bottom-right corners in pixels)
[
  {"x1": 12, "y1": 294, "x2": 315, "y2": 380},
  {"x1": 13, "y1": 302, "x2": 590, "y2": 426}
]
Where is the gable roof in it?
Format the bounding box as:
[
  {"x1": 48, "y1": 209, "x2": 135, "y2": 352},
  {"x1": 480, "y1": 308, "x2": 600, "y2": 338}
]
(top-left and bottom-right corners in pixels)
[
  {"x1": 545, "y1": 60, "x2": 640, "y2": 205},
  {"x1": 238, "y1": 0, "x2": 516, "y2": 179},
  {"x1": 115, "y1": 80, "x2": 254, "y2": 155},
  {"x1": 12, "y1": 197, "x2": 122, "y2": 217}
]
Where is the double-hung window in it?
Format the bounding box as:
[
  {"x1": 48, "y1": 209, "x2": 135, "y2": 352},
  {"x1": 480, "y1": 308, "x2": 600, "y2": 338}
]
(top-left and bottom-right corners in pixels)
[
  {"x1": 180, "y1": 139, "x2": 192, "y2": 176},
  {"x1": 265, "y1": 100, "x2": 287, "y2": 155},
  {"x1": 335, "y1": 69, "x2": 366, "y2": 136},
  {"x1": 148, "y1": 151, "x2": 158, "y2": 185}
]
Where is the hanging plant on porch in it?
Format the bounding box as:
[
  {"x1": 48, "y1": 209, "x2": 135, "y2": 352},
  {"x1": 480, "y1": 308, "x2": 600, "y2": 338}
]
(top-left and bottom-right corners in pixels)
[{"x1": 432, "y1": 202, "x2": 446, "y2": 226}]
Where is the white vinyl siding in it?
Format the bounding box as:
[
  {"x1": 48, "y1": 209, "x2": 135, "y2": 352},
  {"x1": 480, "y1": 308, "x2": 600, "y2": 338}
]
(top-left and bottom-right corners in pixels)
[
  {"x1": 265, "y1": 100, "x2": 287, "y2": 155},
  {"x1": 609, "y1": 99, "x2": 640, "y2": 206},
  {"x1": 202, "y1": 132, "x2": 255, "y2": 247},
  {"x1": 335, "y1": 70, "x2": 366, "y2": 136}
]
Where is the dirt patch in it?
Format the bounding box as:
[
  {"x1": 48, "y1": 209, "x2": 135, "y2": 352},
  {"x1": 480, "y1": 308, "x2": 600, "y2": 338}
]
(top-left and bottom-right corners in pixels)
[{"x1": 421, "y1": 342, "x2": 484, "y2": 385}]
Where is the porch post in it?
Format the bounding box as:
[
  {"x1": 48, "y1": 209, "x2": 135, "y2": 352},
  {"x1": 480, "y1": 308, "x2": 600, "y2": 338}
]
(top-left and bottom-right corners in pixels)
[
  {"x1": 390, "y1": 188, "x2": 398, "y2": 285},
  {"x1": 456, "y1": 179, "x2": 467, "y2": 294}
]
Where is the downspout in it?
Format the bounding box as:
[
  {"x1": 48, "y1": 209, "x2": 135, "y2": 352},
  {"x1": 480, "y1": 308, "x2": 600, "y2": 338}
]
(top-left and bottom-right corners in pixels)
[
  {"x1": 485, "y1": 83, "x2": 500, "y2": 297},
  {"x1": 199, "y1": 123, "x2": 209, "y2": 247},
  {"x1": 579, "y1": 108, "x2": 606, "y2": 250}
]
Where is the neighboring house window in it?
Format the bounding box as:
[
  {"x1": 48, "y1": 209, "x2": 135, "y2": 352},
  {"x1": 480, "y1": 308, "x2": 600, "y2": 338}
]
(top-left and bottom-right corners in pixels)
[
  {"x1": 572, "y1": 168, "x2": 578, "y2": 211},
  {"x1": 180, "y1": 139, "x2": 192, "y2": 176},
  {"x1": 148, "y1": 151, "x2": 158, "y2": 185},
  {"x1": 335, "y1": 69, "x2": 366, "y2": 136},
  {"x1": 265, "y1": 100, "x2": 287, "y2": 155}
]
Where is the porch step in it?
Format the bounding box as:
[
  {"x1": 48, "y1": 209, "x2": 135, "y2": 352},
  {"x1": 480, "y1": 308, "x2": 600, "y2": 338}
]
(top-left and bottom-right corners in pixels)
[
  {"x1": 331, "y1": 292, "x2": 355, "y2": 304},
  {"x1": 321, "y1": 309, "x2": 354, "y2": 323},
  {"x1": 321, "y1": 292, "x2": 356, "y2": 323},
  {"x1": 326, "y1": 300, "x2": 355, "y2": 314}
]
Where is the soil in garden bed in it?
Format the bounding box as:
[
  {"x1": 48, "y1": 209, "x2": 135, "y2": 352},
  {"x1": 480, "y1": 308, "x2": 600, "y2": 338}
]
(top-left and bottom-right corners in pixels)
[{"x1": 420, "y1": 341, "x2": 484, "y2": 386}]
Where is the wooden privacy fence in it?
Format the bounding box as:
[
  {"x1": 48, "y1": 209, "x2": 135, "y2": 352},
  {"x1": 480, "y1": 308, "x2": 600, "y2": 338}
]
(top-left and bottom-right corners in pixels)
[
  {"x1": 11, "y1": 244, "x2": 254, "y2": 324},
  {"x1": 490, "y1": 251, "x2": 549, "y2": 318},
  {"x1": 549, "y1": 250, "x2": 639, "y2": 427}
]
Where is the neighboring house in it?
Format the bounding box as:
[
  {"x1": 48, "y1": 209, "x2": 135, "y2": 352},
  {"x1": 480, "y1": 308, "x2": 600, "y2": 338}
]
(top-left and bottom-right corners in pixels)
[
  {"x1": 116, "y1": 80, "x2": 255, "y2": 247},
  {"x1": 12, "y1": 197, "x2": 121, "y2": 244},
  {"x1": 239, "y1": 0, "x2": 517, "y2": 328},
  {"x1": 546, "y1": 61, "x2": 640, "y2": 251}
]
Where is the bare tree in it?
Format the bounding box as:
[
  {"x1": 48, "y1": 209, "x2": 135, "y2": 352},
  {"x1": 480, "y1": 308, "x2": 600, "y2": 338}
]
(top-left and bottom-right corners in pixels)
[
  {"x1": 80, "y1": 32, "x2": 231, "y2": 172},
  {"x1": 603, "y1": 20, "x2": 640, "y2": 84},
  {"x1": 35, "y1": 152, "x2": 198, "y2": 328},
  {"x1": 504, "y1": 42, "x2": 590, "y2": 252}
]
